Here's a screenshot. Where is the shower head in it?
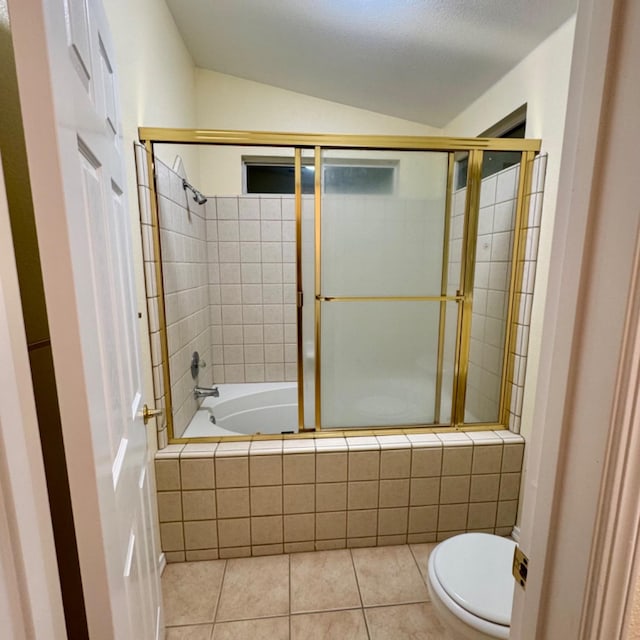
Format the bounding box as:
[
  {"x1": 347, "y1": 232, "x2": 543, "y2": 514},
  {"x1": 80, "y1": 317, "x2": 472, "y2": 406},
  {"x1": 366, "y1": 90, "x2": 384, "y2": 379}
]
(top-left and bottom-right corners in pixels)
[
  {"x1": 183, "y1": 179, "x2": 207, "y2": 205},
  {"x1": 193, "y1": 190, "x2": 207, "y2": 205}
]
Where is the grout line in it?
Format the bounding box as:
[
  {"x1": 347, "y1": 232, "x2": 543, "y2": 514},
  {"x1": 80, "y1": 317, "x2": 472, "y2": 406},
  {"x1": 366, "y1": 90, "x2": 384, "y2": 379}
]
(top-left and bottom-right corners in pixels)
[
  {"x1": 247, "y1": 458, "x2": 254, "y2": 552},
  {"x1": 348, "y1": 548, "x2": 371, "y2": 639},
  {"x1": 407, "y1": 542, "x2": 431, "y2": 596},
  {"x1": 179, "y1": 462, "x2": 186, "y2": 558},
  {"x1": 288, "y1": 551, "x2": 292, "y2": 638},
  {"x1": 363, "y1": 600, "x2": 430, "y2": 611},
  {"x1": 464, "y1": 446, "x2": 474, "y2": 531},
  {"x1": 164, "y1": 622, "x2": 215, "y2": 639},
  {"x1": 212, "y1": 612, "x2": 291, "y2": 625},
  {"x1": 210, "y1": 557, "x2": 228, "y2": 634},
  {"x1": 494, "y1": 444, "x2": 506, "y2": 532},
  {"x1": 364, "y1": 605, "x2": 372, "y2": 640},
  {"x1": 281, "y1": 467, "x2": 286, "y2": 558}
]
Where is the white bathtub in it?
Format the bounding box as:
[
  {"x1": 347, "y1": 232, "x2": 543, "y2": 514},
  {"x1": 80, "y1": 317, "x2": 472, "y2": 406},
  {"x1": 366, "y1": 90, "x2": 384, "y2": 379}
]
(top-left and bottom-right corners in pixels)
[
  {"x1": 182, "y1": 382, "x2": 298, "y2": 438},
  {"x1": 181, "y1": 380, "x2": 464, "y2": 438}
]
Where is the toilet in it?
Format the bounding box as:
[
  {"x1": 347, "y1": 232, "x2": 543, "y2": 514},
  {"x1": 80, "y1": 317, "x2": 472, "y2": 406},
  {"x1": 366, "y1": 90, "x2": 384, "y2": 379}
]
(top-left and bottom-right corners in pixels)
[{"x1": 426, "y1": 533, "x2": 516, "y2": 640}]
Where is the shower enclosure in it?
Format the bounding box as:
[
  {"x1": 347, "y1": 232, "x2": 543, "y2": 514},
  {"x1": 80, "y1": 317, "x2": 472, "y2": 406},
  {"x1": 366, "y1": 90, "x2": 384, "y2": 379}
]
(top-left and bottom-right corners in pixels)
[{"x1": 137, "y1": 130, "x2": 540, "y2": 441}]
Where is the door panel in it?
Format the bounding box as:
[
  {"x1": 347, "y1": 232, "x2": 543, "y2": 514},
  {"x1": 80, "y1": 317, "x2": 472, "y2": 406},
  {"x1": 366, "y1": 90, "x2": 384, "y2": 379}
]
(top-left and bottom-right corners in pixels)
[
  {"x1": 320, "y1": 300, "x2": 446, "y2": 428},
  {"x1": 316, "y1": 149, "x2": 453, "y2": 428},
  {"x1": 320, "y1": 149, "x2": 449, "y2": 297},
  {"x1": 98, "y1": 37, "x2": 117, "y2": 138},
  {"x1": 64, "y1": 0, "x2": 92, "y2": 90}
]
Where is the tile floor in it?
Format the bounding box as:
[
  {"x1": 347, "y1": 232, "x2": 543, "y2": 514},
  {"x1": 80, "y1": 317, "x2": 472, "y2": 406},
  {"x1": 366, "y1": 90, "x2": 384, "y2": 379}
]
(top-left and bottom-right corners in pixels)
[{"x1": 163, "y1": 543, "x2": 466, "y2": 639}]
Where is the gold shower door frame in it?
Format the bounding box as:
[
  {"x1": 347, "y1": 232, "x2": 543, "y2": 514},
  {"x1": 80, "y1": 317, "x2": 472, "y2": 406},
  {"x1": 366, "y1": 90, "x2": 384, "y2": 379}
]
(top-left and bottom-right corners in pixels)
[{"x1": 138, "y1": 128, "x2": 539, "y2": 441}]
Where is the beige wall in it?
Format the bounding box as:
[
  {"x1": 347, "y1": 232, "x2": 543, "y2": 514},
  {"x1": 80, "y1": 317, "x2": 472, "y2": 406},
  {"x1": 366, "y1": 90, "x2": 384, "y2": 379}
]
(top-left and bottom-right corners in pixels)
[
  {"x1": 444, "y1": 16, "x2": 577, "y2": 442},
  {"x1": 104, "y1": 0, "x2": 199, "y2": 179},
  {"x1": 194, "y1": 69, "x2": 441, "y2": 195},
  {"x1": 195, "y1": 68, "x2": 441, "y2": 135},
  {"x1": 104, "y1": 0, "x2": 202, "y2": 453}
]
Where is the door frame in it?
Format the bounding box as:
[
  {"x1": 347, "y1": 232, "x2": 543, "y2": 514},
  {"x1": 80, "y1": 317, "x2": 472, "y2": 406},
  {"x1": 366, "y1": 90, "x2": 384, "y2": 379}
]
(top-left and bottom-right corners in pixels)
[
  {"x1": 0, "y1": 154, "x2": 66, "y2": 637},
  {"x1": 5, "y1": 0, "x2": 640, "y2": 637},
  {"x1": 512, "y1": 0, "x2": 640, "y2": 637}
]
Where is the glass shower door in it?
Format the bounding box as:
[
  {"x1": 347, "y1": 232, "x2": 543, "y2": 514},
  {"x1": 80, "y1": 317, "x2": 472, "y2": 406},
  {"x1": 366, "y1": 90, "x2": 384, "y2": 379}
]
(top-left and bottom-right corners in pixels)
[{"x1": 315, "y1": 149, "x2": 456, "y2": 429}]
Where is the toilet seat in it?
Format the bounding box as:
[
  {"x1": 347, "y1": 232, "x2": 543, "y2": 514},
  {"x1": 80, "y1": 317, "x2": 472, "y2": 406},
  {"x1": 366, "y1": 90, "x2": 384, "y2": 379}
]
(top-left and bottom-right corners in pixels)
[{"x1": 427, "y1": 533, "x2": 516, "y2": 639}]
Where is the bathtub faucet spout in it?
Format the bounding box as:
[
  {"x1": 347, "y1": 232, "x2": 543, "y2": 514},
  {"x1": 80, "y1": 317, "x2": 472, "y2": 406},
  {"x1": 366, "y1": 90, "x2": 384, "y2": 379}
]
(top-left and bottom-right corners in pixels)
[{"x1": 194, "y1": 385, "x2": 220, "y2": 399}]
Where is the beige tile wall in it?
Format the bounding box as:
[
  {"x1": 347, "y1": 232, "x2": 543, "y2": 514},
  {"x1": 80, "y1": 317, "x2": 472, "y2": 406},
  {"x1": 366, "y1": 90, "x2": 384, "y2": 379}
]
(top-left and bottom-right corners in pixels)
[
  {"x1": 508, "y1": 154, "x2": 547, "y2": 431},
  {"x1": 208, "y1": 195, "x2": 298, "y2": 384},
  {"x1": 156, "y1": 159, "x2": 213, "y2": 438},
  {"x1": 446, "y1": 154, "x2": 546, "y2": 429},
  {"x1": 466, "y1": 163, "x2": 520, "y2": 422},
  {"x1": 136, "y1": 146, "x2": 214, "y2": 441},
  {"x1": 155, "y1": 431, "x2": 524, "y2": 562}
]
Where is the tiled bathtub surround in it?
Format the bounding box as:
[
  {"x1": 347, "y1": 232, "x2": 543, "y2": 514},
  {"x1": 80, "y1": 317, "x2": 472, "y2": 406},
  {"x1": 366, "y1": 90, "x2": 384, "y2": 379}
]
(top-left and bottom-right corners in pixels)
[
  {"x1": 208, "y1": 195, "x2": 298, "y2": 385},
  {"x1": 136, "y1": 144, "x2": 545, "y2": 442},
  {"x1": 157, "y1": 160, "x2": 213, "y2": 438},
  {"x1": 155, "y1": 430, "x2": 524, "y2": 561},
  {"x1": 137, "y1": 147, "x2": 214, "y2": 441},
  {"x1": 135, "y1": 146, "x2": 301, "y2": 439}
]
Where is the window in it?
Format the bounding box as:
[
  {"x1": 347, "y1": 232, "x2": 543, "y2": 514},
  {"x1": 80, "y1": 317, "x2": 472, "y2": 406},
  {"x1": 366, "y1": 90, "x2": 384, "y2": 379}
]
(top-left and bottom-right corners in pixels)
[
  {"x1": 243, "y1": 157, "x2": 397, "y2": 195},
  {"x1": 455, "y1": 106, "x2": 527, "y2": 190},
  {"x1": 245, "y1": 163, "x2": 315, "y2": 194},
  {"x1": 324, "y1": 164, "x2": 395, "y2": 195}
]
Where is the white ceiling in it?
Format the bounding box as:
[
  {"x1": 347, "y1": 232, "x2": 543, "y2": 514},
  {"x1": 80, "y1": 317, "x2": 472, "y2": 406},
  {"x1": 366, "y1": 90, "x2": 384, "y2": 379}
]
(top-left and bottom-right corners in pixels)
[{"x1": 164, "y1": 0, "x2": 576, "y2": 127}]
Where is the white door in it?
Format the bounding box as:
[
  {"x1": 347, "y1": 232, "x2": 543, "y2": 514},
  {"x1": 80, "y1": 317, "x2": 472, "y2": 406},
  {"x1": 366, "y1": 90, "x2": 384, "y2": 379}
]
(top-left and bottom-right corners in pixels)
[{"x1": 8, "y1": 0, "x2": 162, "y2": 638}]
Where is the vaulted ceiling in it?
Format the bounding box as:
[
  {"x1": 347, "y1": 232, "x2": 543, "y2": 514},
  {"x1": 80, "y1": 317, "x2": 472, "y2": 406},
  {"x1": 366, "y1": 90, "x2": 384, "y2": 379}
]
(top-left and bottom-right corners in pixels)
[{"x1": 165, "y1": 0, "x2": 576, "y2": 127}]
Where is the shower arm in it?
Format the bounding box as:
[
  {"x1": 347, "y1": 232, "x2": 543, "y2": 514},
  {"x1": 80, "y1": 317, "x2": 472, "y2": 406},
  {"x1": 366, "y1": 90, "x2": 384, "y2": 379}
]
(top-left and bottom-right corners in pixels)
[{"x1": 182, "y1": 179, "x2": 207, "y2": 205}]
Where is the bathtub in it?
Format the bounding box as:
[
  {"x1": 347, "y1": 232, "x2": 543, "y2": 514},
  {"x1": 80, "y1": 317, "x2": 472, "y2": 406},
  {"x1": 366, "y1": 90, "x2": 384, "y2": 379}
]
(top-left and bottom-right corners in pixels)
[{"x1": 182, "y1": 382, "x2": 298, "y2": 438}]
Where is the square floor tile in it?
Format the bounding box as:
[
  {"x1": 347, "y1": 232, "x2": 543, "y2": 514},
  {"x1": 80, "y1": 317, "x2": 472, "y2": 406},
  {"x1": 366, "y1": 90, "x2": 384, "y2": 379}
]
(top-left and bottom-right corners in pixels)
[
  {"x1": 365, "y1": 602, "x2": 466, "y2": 639},
  {"x1": 216, "y1": 555, "x2": 289, "y2": 621},
  {"x1": 211, "y1": 616, "x2": 289, "y2": 639},
  {"x1": 290, "y1": 549, "x2": 361, "y2": 613},
  {"x1": 291, "y1": 609, "x2": 368, "y2": 640},
  {"x1": 162, "y1": 560, "x2": 226, "y2": 626},
  {"x1": 351, "y1": 545, "x2": 429, "y2": 607}
]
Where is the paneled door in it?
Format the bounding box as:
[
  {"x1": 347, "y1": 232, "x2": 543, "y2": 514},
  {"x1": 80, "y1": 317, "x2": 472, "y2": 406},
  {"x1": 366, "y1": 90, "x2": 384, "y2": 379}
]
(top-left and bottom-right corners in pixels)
[{"x1": 9, "y1": 0, "x2": 162, "y2": 637}]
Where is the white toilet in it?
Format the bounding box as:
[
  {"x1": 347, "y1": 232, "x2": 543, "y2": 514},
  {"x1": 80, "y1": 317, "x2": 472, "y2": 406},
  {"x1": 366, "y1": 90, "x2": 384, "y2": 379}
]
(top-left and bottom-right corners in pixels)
[{"x1": 426, "y1": 533, "x2": 516, "y2": 640}]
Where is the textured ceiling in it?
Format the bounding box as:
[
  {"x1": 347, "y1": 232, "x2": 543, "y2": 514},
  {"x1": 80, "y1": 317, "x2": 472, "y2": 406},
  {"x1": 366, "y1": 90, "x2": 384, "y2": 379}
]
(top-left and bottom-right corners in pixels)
[{"x1": 164, "y1": 0, "x2": 576, "y2": 127}]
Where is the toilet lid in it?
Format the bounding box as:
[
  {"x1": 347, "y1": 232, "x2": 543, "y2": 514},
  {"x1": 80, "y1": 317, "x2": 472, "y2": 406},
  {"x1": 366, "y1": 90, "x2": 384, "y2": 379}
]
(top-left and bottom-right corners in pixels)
[{"x1": 433, "y1": 533, "x2": 516, "y2": 626}]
